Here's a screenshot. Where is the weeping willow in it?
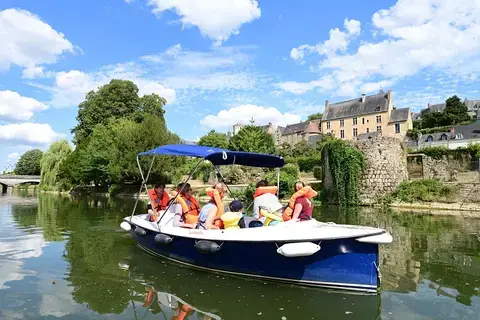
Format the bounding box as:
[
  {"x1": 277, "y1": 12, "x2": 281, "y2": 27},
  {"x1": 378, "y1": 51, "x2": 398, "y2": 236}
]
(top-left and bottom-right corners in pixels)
[
  {"x1": 322, "y1": 139, "x2": 365, "y2": 206},
  {"x1": 40, "y1": 140, "x2": 72, "y2": 190}
]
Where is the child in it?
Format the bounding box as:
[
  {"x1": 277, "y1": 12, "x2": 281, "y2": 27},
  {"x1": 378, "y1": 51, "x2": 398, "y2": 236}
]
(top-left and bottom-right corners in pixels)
[{"x1": 229, "y1": 200, "x2": 246, "y2": 228}]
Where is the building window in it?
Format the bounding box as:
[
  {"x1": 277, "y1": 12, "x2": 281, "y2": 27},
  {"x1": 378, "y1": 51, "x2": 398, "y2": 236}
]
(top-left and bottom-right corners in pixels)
[
  {"x1": 340, "y1": 130, "x2": 345, "y2": 139},
  {"x1": 326, "y1": 121, "x2": 331, "y2": 129},
  {"x1": 353, "y1": 117, "x2": 357, "y2": 125},
  {"x1": 427, "y1": 135, "x2": 433, "y2": 142},
  {"x1": 362, "y1": 118, "x2": 365, "y2": 124},
  {"x1": 395, "y1": 123, "x2": 400, "y2": 133},
  {"x1": 376, "y1": 115, "x2": 382, "y2": 123},
  {"x1": 377, "y1": 126, "x2": 382, "y2": 132},
  {"x1": 441, "y1": 134, "x2": 448, "y2": 141},
  {"x1": 353, "y1": 128, "x2": 358, "y2": 137},
  {"x1": 340, "y1": 119, "x2": 344, "y2": 127},
  {"x1": 366, "y1": 128, "x2": 370, "y2": 133}
]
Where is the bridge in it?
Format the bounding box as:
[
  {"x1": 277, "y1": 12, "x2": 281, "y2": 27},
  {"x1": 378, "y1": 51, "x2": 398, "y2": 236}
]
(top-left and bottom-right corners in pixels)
[{"x1": 0, "y1": 175, "x2": 41, "y2": 193}]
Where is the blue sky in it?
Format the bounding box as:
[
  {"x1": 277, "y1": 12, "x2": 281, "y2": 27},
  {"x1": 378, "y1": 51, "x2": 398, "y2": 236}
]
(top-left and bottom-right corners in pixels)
[{"x1": 1, "y1": 0, "x2": 479, "y2": 171}]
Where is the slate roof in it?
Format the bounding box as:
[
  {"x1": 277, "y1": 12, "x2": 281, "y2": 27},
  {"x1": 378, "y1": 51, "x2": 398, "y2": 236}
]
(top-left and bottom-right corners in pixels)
[
  {"x1": 282, "y1": 122, "x2": 308, "y2": 135},
  {"x1": 465, "y1": 99, "x2": 480, "y2": 111},
  {"x1": 322, "y1": 92, "x2": 390, "y2": 121},
  {"x1": 276, "y1": 126, "x2": 285, "y2": 134},
  {"x1": 421, "y1": 120, "x2": 480, "y2": 142},
  {"x1": 389, "y1": 108, "x2": 410, "y2": 123},
  {"x1": 421, "y1": 103, "x2": 446, "y2": 115}
]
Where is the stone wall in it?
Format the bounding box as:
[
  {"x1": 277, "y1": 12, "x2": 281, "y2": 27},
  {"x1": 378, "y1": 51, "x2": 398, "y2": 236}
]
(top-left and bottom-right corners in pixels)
[
  {"x1": 354, "y1": 137, "x2": 408, "y2": 204},
  {"x1": 422, "y1": 154, "x2": 477, "y2": 182}
]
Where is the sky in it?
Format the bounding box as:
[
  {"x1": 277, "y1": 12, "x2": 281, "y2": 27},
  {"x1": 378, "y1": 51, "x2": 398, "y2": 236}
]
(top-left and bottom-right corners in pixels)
[{"x1": 1, "y1": 0, "x2": 479, "y2": 171}]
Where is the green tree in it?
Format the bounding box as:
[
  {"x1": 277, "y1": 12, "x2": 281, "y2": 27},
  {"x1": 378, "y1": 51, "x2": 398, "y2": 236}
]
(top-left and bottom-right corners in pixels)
[
  {"x1": 15, "y1": 149, "x2": 43, "y2": 175},
  {"x1": 229, "y1": 125, "x2": 276, "y2": 154},
  {"x1": 198, "y1": 130, "x2": 229, "y2": 148},
  {"x1": 71, "y1": 80, "x2": 168, "y2": 144},
  {"x1": 444, "y1": 95, "x2": 471, "y2": 124},
  {"x1": 40, "y1": 140, "x2": 72, "y2": 190},
  {"x1": 307, "y1": 112, "x2": 323, "y2": 121}
]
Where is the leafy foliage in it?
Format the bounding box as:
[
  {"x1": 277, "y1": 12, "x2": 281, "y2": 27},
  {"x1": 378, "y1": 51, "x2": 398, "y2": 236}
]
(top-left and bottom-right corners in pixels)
[
  {"x1": 15, "y1": 149, "x2": 43, "y2": 175},
  {"x1": 307, "y1": 112, "x2": 323, "y2": 121},
  {"x1": 322, "y1": 139, "x2": 365, "y2": 206},
  {"x1": 411, "y1": 144, "x2": 480, "y2": 159},
  {"x1": 40, "y1": 140, "x2": 72, "y2": 190},
  {"x1": 416, "y1": 95, "x2": 473, "y2": 130},
  {"x1": 393, "y1": 179, "x2": 455, "y2": 202},
  {"x1": 71, "y1": 79, "x2": 167, "y2": 145},
  {"x1": 229, "y1": 125, "x2": 275, "y2": 154},
  {"x1": 198, "y1": 130, "x2": 229, "y2": 148}
]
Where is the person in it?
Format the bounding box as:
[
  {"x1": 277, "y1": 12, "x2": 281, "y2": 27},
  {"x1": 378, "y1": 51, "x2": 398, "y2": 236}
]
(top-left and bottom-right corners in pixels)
[
  {"x1": 252, "y1": 180, "x2": 283, "y2": 223},
  {"x1": 229, "y1": 200, "x2": 246, "y2": 228},
  {"x1": 147, "y1": 183, "x2": 170, "y2": 222},
  {"x1": 197, "y1": 182, "x2": 227, "y2": 230},
  {"x1": 291, "y1": 181, "x2": 313, "y2": 221},
  {"x1": 171, "y1": 183, "x2": 199, "y2": 229}
]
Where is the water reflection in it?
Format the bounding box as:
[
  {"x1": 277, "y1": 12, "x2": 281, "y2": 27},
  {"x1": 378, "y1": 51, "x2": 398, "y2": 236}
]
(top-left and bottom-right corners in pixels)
[{"x1": 1, "y1": 194, "x2": 480, "y2": 319}]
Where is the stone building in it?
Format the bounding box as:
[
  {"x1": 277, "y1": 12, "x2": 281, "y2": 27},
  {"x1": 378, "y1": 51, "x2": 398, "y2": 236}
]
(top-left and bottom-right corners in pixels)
[
  {"x1": 280, "y1": 119, "x2": 321, "y2": 146},
  {"x1": 230, "y1": 122, "x2": 285, "y2": 146},
  {"x1": 419, "y1": 98, "x2": 480, "y2": 120},
  {"x1": 321, "y1": 90, "x2": 413, "y2": 140}
]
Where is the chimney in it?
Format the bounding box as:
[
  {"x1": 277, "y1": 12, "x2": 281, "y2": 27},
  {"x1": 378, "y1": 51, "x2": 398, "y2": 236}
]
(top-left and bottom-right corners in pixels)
[
  {"x1": 450, "y1": 127, "x2": 455, "y2": 133},
  {"x1": 428, "y1": 103, "x2": 431, "y2": 108},
  {"x1": 361, "y1": 94, "x2": 366, "y2": 103},
  {"x1": 387, "y1": 89, "x2": 392, "y2": 102},
  {"x1": 325, "y1": 100, "x2": 329, "y2": 108}
]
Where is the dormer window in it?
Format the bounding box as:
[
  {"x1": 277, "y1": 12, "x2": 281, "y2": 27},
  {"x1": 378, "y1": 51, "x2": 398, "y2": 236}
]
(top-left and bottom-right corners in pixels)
[
  {"x1": 375, "y1": 106, "x2": 381, "y2": 111},
  {"x1": 440, "y1": 133, "x2": 448, "y2": 141},
  {"x1": 426, "y1": 135, "x2": 434, "y2": 142}
]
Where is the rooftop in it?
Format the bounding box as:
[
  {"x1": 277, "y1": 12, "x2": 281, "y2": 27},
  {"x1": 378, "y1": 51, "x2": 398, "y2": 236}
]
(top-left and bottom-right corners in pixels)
[
  {"x1": 389, "y1": 108, "x2": 410, "y2": 123},
  {"x1": 282, "y1": 122, "x2": 308, "y2": 135},
  {"x1": 322, "y1": 91, "x2": 390, "y2": 121}
]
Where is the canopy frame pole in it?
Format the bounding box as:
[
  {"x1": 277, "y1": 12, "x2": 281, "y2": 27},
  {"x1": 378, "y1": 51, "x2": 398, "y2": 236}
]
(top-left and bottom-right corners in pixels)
[
  {"x1": 214, "y1": 165, "x2": 236, "y2": 201},
  {"x1": 157, "y1": 158, "x2": 204, "y2": 229},
  {"x1": 131, "y1": 155, "x2": 155, "y2": 219},
  {"x1": 276, "y1": 168, "x2": 280, "y2": 197}
]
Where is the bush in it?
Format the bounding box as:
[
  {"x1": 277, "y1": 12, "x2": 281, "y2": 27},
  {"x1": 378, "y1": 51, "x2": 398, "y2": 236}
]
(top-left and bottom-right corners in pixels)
[
  {"x1": 313, "y1": 166, "x2": 322, "y2": 180},
  {"x1": 282, "y1": 163, "x2": 299, "y2": 177},
  {"x1": 297, "y1": 155, "x2": 321, "y2": 172},
  {"x1": 419, "y1": 146, "x2": 449, "y2": 159},
  {"x1": 393, "y1": 179, "x2": 455, "y2": 202},
  {"x1": 265, "y1": 170, "x2": 297, "y2": 199}
]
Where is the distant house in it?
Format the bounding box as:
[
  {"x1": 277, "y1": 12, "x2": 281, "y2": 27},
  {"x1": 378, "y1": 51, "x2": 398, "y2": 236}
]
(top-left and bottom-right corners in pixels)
[
  {"x1": 321, "y1": 90, "x2": 413, "y2": 140},
  {"x1": 419, "y1": 98, "x2": 480, "y2": 119},
  {"x1": 181, "y1": 139, "x2": 197, "y2": 145},
  {"x1": 280, "y1": 119, "x2": 321, "y2": 146},
  {"x1": 230, "y1": 122, "x2": 284, "y2": 146}
]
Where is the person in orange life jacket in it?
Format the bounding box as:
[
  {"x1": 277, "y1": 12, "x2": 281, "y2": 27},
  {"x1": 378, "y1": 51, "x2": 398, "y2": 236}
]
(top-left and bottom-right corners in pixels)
[
  {"x1": 252, "y1": 180, "x2": 284, "y2": 223},
  {"x1": 171, "y1": 183, "x2": 199, "y2": 229},
  {"x1": 197, "y1": 182, "x2": 227, "y2": 230},
  {"x1": 147, "y1": 183, "x2": 170, "y2": 222},
  {"x1": 291, "y1": 181, "x2": 313, "y2": 221}
]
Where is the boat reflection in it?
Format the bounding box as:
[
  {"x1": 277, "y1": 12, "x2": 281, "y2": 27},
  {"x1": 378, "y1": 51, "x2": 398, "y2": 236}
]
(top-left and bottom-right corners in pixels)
[{"x1": 122, "y1": 248, "x2": 382, "y2": 320}]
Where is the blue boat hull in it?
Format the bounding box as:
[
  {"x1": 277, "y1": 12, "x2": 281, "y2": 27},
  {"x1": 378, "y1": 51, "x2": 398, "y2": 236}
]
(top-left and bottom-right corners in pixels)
[{"x1": 130, "y1": 228, "x2": 380, "y2": 292}]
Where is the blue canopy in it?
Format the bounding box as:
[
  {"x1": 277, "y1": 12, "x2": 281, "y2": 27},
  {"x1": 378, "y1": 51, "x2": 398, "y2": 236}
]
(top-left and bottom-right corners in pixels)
[{"x1": 138, "y1": 144, "x2": 284, "y2": 168}]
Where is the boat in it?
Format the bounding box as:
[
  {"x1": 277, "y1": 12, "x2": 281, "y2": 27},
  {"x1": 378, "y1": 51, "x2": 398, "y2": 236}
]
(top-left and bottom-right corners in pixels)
[{"x1": 120, "y1": 144, "x2": 393, "y2": 293}]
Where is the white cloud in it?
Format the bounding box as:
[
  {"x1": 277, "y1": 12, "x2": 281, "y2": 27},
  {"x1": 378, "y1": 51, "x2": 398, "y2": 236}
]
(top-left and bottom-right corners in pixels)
[
  {"x1": 276, "y1": 77, "x2": 335, "y2": 95},
  {"x1": 0, "y1": 8, "x2": 75, "y2": 73},
  {"x1": 147, "y1": 0, "x2": 261, "y2": 44},
  {"x1": 284, "y1": 0, "x2": 480, "y2": 97},
  {"x1": 33, "y1": 44, "x2": 257, "y2": 108},
  {"x1": 200, "y1": 104, "x2": 301, "y2": 130},
  {"x1": 22, "y1": 66, "x2": 46, "y2": 79},
  {"x1": 7, "y1": 152, "x2": 20, "y2": 162},
  {"x1": 0, "y1": 123, "x2": 63, "y2": 145},
  {"x1": 0, "y1": 90, "x2": 48, "y2": 121},
  {"x1": 290, "y1": 18, "x2": 361, "y2": 62}
]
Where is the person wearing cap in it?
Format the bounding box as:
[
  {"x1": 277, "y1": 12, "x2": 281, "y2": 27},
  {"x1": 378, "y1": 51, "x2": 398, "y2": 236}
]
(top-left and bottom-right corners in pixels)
[{"x1": 229, "y1": 200, "x2": 246, "y2": 228}]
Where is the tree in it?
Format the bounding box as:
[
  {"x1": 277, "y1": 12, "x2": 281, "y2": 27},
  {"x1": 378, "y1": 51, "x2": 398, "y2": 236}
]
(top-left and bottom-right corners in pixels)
[
  {"x1": 40, "y1": 140, "x2": 72, "y2": 190},
  {"x1": 229, "y1": 125, "x2": 276, "y2": 154},
  {"x1": 444, "y1": 95, "x2": 471, "y2": 124},
  {"x1": 307, "y1": 113, "x2": 323, "y2": 121},
  {"x1": 71, "y1": 80, "x2": 168, "y2": 145},
  {"x1": 15, "y1": 149, "x2": 43, "y2": 175},
  {"x1": 198, "y1": 130, "x2": 229, "y2": 149}
]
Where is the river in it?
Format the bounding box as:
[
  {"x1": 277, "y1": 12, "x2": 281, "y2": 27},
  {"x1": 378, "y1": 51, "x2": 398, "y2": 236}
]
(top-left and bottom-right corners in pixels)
[{"x1": 0, "y1": 193, "x2": 479, "y2": 319}]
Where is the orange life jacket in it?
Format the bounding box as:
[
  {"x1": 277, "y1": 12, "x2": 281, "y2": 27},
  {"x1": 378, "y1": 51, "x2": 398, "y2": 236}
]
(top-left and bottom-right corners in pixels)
[
  {"x1": 205, "y1": 187, "x2": 225, "y2": 229},
  {"x1": 253, "y1": 186, "x2": 278, "y2": 199},
  {"x1": 143, "y1": 290, "x2": 155, "y2": 307},
  {"x1": 148, "y1": 189, "x2": 170, "y2": 212},
  {"x1": 282, "y1": 186, "x2": 317, "y2": 221},
  {"x1": 171, "y1": 304, "x2": 193, "y2": 320},
  {"x1": 170, "y1": 191, "x2": 200, "y2": 224}
]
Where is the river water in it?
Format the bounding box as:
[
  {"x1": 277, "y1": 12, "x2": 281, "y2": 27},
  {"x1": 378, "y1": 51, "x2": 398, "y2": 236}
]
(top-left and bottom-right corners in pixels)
[{"x1": 1, "y1": 193, "x2": 479, "y2": 319}]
